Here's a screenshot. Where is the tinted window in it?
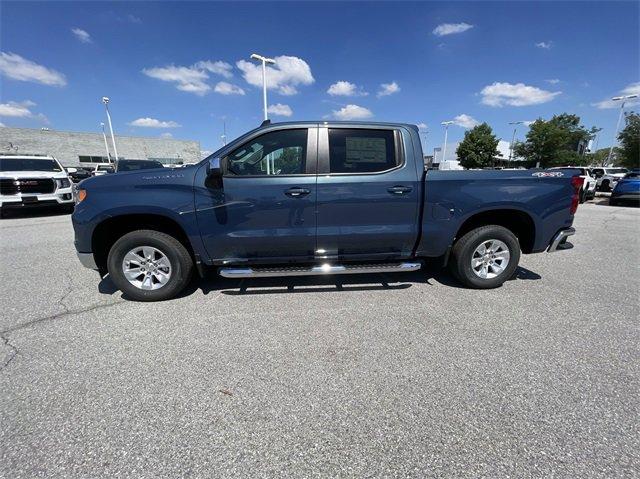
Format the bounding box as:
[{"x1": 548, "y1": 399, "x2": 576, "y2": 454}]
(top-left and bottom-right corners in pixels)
[
  {"x1": 226, "y1": 129, "x2": 307, "y2": 176},
  {"x1": 0, "y1": 158, "x2": 62, "y2": 172},
  {"x1": 328, "y1": 129, "x2": 397, "y2": 173},
  {"x1": 117, "y1": 160, "x2": 164, "y2": 171}
]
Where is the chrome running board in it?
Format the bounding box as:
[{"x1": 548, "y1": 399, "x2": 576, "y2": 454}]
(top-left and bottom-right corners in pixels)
[{"x1": 219, "y1": 261, "x2": 422, "y2": 279}]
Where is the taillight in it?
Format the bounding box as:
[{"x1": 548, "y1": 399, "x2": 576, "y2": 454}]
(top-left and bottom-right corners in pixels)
[{"x1": 570, "y1": 175, "x2": 582, "y2": 214}]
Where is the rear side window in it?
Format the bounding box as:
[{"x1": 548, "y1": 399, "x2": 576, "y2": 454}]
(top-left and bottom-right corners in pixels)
[{"x1": 328, "y1": 129, "x2": 398, "y2": 173}]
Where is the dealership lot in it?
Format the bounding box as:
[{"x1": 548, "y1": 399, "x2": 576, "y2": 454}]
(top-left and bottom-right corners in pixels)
[{"x1": 1, "y1": 203, "x2": 638, "y2": 477}]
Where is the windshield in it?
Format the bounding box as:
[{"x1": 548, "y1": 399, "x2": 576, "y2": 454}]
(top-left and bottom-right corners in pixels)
[
  {"x1": 117, "y1": 160, "x2": 164, "y2": 171},
  {"x1": 606, "y1": 168, "x2": 628, "y2": 174},
  {"x1": 0, "y1": 158, "x2": 62, "y2": 172},
  {"x1": 624, "y1": 172, "x2": 640, "y2": 179}
]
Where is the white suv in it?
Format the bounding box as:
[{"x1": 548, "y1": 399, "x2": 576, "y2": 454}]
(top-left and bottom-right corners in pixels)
[
  {"x1": 0, "y1": 154, "x2": 74, "y2": 217},
  {"x1": 591, "y1": 167, "x2": 628, "y2": 192},
  {"x1": 549, "y1": 167, "x2": 597, "y2": 202}
]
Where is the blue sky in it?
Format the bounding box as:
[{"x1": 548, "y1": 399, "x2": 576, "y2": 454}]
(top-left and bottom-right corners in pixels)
[{"x1": 1, "y1": 1, "x2": 638, "y2": 159}]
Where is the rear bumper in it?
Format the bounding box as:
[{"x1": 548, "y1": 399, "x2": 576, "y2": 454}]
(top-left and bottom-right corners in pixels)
[
  {"x1": 77, "y1": 251, "x2": 99, "y2": 270},
  {"x1": 547, "y1": 227, "x2": 575, "y2": 252}
]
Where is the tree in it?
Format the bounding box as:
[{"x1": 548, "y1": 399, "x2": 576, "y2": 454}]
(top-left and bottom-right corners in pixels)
[
  {"x1": 456, "y1": 123, "x2": 500, "y2": 169},
  {"x1": 617, "y1": 112, "x2": 640, "y2": 169},
  {"x1": 514, "y1": 114, "x2": 598, "y2": 168}
]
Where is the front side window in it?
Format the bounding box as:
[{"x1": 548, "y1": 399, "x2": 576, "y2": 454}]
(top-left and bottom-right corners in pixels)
[
  {"x1": 328, "y1": 129, "x2": 398, "y2": 173},
  {"x1": 226, "y1": 129, "x2": 307, "y2": 176}
]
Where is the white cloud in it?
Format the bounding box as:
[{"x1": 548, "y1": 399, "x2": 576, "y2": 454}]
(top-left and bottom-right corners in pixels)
[
  {"x1": 71, "y1": 28, "x2": 92, "y2": 44},
  {"x1": 160, "y1": 132, "x2": 173, "y2": 139},
  {"x1": 236, "y1": 55, "x2": 314, "y2": 95},
  {"x1": 0, "y1": 122, "x2": 5, "y2": 127},
  {"x1": 0, "y1": 52, "x2": 66, "y2": 86},
  {"x1": 0, "y1": 100, "x2": 36, "y2": 117},
  {"x1": 546, "y1": 78, "x2": 561, "y2": 84},
  {"x1": 143, "y1": 65, "x2": 210, "y2": 95},
  {"x1": 0, "y1": 100, "x2": 48, "y2": 123},
  {"x1": 214, "y1": 81, "x2": 245, "y2": 95},
  {"x1": 535, "y1": 41, "x2": 553, "y2": 49},
  {"x1": 433, "y1": 23, "x2": 473, "y2": 36},
  {"x1": 452, "y1": 114, "x2": 480, "y2": 129},
  {"x1": 195, "y1": 60, "x2": 233, "y2": 79},
  {"x1": 377, "y1": 81, "x2": 400, "y2": 97},
  {"x1": 592, "y1": 82, "x2": 640, "y2": 109},
  {"x1": 327, "y1": 81, "x2": 367, "y2": 97},
  {"x1": 143, "y1": 60, "x2": 234, "y2": 96},
  {"x1": 332, "y1": 104, "x2": 373, "y2": 120},
  {"x1": 267, "y1": 103, "x2": 293, "y2": 117},
  {"x1": 480, "y1": 82, "x2": 561, "y2": 107},
  {"x1": 417, "y1": 122, "x2": 428, "y2": 130},
  {"x1": 128, "y1": 117, "x2": 181, "y2": 128},
  {"x1": 125, "y1": 14, "x2": 142, "y2": 24}
]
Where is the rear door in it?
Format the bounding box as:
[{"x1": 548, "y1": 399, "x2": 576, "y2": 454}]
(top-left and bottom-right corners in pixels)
[
  {"x1": 315, "y1": 126, "x2": 420, "y2": 259},
  {"x1": 195, "y1": 126, "x2": 318, "y2": 262}
]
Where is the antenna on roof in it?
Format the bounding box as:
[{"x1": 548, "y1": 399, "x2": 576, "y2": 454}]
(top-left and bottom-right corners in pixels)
[{"x1": 260, "y1": 119, "x2": 271, "y2": 127}]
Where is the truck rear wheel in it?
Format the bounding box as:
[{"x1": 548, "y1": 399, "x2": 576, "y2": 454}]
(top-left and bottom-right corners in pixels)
[
  {"x1": 107, "y1": 229, "x2": 193, "y2": 301},
  {"x1": 449, "y1": 225, "x2": 520, "y2": 289}
]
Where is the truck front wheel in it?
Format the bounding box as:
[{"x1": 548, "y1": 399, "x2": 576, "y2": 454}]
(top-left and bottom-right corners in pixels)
[
  {"x1": 107, "y1": 230, "x2": 193, "y2": 301},
  {"x1": 449, "y1": 225, "x2": 521, "y2": 289}
]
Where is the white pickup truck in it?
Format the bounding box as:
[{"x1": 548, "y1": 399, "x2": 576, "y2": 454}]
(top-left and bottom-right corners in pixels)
[{"x1": 0, "y1": 154, "x2": 74, "y2": 217}]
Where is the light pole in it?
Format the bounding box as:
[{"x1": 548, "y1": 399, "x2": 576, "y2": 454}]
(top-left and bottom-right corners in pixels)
[
  {"x1": 100, "y1": 122, "x2": 111, "y2": 161},
  {"x1": 606, "y1": 94, "x2": 638, "y2": 165},
  {"x1": 508, "y1": 121, "x2": 526, "y2": 166},
  {"x1": 221, "y1": 121, "x2": 227, "y2": 146},
  {"x1": 101, "y1": 97, "x2": 119, "y2": 162},
  {"x1": 250, "y1": 53, "x2": 276, "y2": 121},
  {"x1": 441, "y1": 121, "x2": 454, "y2": 164}
]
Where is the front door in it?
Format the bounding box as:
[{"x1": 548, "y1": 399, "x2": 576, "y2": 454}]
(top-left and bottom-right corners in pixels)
[
  {"x1": 195, "y1": 127, "x2": 318, "y2": 262},
  {"x1": 315, "y1": 126, "x2": 420, "y2": 259}
]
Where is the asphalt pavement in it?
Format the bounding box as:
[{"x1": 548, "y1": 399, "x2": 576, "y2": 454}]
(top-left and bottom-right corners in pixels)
[{"x1": 1, "y1": 201, "x2": 639, "y2": 477}]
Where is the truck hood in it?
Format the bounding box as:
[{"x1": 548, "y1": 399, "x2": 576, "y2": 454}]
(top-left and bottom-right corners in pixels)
[
  {"x1": 0, "y1": 170, "x2": 69, "y2": 179},
  {"x1": 79, "y1": 164, "x2": 198, "y2": 190}
]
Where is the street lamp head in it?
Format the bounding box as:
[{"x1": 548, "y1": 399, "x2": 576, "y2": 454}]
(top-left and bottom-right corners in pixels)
[
  {"x1": 441, "y1": 121, "x2": 454, "y2": 126},
  {"x1": 101, "y1": 96, "x2": 110, "y2": 104},
  {"x1": 250, "y1": 53, "x2": 275, "y2": 64},
  {"x1": 509, "y1": 121, "x2": 525, "y2": 125}
]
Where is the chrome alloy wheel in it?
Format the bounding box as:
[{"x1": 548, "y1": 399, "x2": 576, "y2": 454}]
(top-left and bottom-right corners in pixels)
[
  {"x1": 122, "y1": 246, "x2": 172, "y2": 290},
  {"x1": 471, "y1": 239, "x2": 510, "y2": 279}
]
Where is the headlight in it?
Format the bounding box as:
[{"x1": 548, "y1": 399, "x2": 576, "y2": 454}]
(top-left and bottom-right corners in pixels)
[{"x1": 56, "y1": 178, "x2": 71, "y2": 189}]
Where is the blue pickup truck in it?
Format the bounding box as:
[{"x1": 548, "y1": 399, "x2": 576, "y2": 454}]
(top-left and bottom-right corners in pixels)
[{"x1": 72, "y1": 121, "x2": 579, "y2": 301}]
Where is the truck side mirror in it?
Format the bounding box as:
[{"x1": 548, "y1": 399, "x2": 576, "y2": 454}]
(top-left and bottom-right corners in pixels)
[{"x1": 207, "y1": 157, "x2": 222, "y2": 177}]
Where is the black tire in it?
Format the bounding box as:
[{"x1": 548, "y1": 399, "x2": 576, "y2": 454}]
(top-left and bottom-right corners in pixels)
[
  {"x1": 601, "y1": 180, "x2": 610, "y2": 192},
  {"x1": 449, "y1": 225, "x2": 521, "y2": 289},
  {"x1": 579, "y1": 188, "x2": 586, "y2": 204},
  {"x1": 107, "y1": 229, "x2": 193, "y2": 301}
]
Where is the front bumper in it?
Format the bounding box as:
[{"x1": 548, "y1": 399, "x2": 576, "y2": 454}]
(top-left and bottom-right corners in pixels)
[
  {"x1": 547, "y1": 227, "x2": 575, "y2": 252},
  {"x1": 77, "y1": 251, "x2": 99, "y2": 270},
  {"x1": 1, "y1": 189, "x2": 74, "y2": 208}
]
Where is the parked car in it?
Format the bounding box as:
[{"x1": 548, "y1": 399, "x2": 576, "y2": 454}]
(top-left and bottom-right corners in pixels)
[
  {"x1": 549, "y1": 166, "x2": 596, "y2": 202},
  {"x1": 0, "y1": 154, "x2": 74, "y2": 217},
  {"x1": 90, "y1": 163, "x2": 115, "y2": 176},
  {"x1": 591, "y1": 167, "x2": 628, "y2": 192},
  {"x1": 66, "y1": 167, "x2": 92, "y2": 183},
  {"x1": 609, "y1": 171, "x2": 640, "y2": 206},
  {"x1": 72, "y1": 121, "x2": 580, "y2": 301},
  {"x1": 115, "y1": 159, "x2": 165, "y2": 172}
]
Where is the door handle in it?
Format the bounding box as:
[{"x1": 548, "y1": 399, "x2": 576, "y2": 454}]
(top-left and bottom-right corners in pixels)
[
  {"x1": 285, "y1": 187, "x2": 310, "y2": 198},
  {"x1": 387, "y1": 185, "x2": 413, "y2": 195}
]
